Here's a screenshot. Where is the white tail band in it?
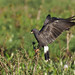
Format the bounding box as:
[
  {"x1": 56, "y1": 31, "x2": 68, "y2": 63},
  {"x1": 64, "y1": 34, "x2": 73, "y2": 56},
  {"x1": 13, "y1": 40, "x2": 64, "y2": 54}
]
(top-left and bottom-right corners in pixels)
[{"x1": 44, "y1": 46, "x2": 49, "y2": 53}]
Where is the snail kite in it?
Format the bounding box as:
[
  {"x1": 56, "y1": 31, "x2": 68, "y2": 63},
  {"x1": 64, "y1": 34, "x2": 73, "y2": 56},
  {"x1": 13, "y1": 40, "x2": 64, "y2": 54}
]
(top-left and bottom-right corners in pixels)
[{"x1": 31, "y1": 14, "x2": 75, "y2": 61}]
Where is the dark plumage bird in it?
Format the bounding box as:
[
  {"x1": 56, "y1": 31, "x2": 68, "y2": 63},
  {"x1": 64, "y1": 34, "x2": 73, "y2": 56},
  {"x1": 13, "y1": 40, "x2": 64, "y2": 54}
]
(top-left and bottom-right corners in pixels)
[{"x1": 31, "y1": 14, "x2": 75, "y2": 61}]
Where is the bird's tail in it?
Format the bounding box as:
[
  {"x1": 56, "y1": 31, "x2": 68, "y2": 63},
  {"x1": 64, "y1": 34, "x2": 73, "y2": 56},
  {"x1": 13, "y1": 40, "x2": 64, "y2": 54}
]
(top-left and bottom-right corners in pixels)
[{"x1": 44, "y1": 46, "x2": 50, "y2": 61}]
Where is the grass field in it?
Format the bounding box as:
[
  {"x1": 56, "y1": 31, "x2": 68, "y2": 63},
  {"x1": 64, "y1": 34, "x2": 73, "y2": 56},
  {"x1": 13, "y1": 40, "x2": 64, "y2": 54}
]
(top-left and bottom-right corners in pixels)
[{"x1": 0, "y1": 0, "x2": 75, "y2": 75}]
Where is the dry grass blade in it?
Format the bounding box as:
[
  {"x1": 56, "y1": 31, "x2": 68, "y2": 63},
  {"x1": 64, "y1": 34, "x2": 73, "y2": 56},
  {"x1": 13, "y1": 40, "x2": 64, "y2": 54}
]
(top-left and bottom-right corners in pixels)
[{"x1": 33, "y1": 50, "x2": 39, "y2": 75}]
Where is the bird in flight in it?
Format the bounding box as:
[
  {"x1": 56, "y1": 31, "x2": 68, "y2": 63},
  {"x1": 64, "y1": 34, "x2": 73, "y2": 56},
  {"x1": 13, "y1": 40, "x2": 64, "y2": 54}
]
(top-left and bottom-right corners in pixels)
[{"x1": 31, "y1": 14, "x2": 75, "y2": 61}]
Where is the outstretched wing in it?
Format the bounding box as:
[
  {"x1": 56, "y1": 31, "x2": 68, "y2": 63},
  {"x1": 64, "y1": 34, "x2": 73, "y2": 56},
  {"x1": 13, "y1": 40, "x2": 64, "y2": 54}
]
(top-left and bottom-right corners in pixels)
[
  {"x1": 40, "y1": 14, "x2": 59, "y2": 32},
  {"x1": 44, "y1": 14, "x2": 51, "y2": 26},
  {"x1": 39, "y1": 16, "x2": 75, "y2": 44}
]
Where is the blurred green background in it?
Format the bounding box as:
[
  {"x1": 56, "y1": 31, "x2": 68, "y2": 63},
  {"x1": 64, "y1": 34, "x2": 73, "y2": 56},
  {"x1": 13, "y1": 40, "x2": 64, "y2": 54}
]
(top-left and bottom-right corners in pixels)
[{"x1": 0, "y1": 0, "x2": 75, "y2": 75}]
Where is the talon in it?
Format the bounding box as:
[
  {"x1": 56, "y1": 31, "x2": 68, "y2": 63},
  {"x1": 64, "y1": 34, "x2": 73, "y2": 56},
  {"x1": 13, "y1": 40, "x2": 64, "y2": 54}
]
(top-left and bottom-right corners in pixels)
[{"x1": 35, "y1": 49, "x2": 39, "y2": 53}]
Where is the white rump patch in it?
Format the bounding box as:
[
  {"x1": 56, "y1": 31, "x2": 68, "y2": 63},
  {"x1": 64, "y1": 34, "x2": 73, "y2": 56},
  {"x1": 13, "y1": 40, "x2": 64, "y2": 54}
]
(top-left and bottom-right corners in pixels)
[{"x1": 44, "y1": 46, "x2": 49, "y2": 53}]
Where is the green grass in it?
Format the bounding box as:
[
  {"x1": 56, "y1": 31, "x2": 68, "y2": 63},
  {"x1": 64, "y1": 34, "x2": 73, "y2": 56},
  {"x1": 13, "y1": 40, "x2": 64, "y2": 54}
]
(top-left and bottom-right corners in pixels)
[{"x1": 0, "y1": 0, "x2": 75, "y2": 75}]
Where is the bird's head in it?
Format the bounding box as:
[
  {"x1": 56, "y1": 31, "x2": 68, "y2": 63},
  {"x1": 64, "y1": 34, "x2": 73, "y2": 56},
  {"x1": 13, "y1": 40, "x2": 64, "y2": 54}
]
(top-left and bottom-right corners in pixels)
[{"x1": 31, "y1": 29, "x2": 39, "y2": 34}]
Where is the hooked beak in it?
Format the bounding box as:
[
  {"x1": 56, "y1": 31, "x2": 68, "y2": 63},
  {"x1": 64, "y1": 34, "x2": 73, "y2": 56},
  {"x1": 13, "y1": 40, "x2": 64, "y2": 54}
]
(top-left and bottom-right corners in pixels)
[{"x1": 31, "y1": 31, "x2": 33, "y2": 34}]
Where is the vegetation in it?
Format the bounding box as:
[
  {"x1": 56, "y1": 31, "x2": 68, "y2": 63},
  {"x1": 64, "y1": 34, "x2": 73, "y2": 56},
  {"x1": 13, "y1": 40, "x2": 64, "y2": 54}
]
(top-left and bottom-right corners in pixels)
[{"x1": 0, "y1": 0, "x2": 75, "y2": 75}]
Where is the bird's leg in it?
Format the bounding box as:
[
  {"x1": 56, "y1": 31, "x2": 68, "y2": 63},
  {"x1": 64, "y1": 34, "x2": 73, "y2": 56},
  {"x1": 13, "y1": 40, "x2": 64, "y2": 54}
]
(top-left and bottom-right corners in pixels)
[
  {"x1": 34, "y1": 49, "x2": 39, "y2": 56},
  {"x1": 35, "y1": 49, "x2": 39, "y2": 53},
  {"x1": 32, "y1": 42, "x2": 39, "y2": 58},
  {"x1": 33, "y1": 49, "x2": 39, "y2": 75}
]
